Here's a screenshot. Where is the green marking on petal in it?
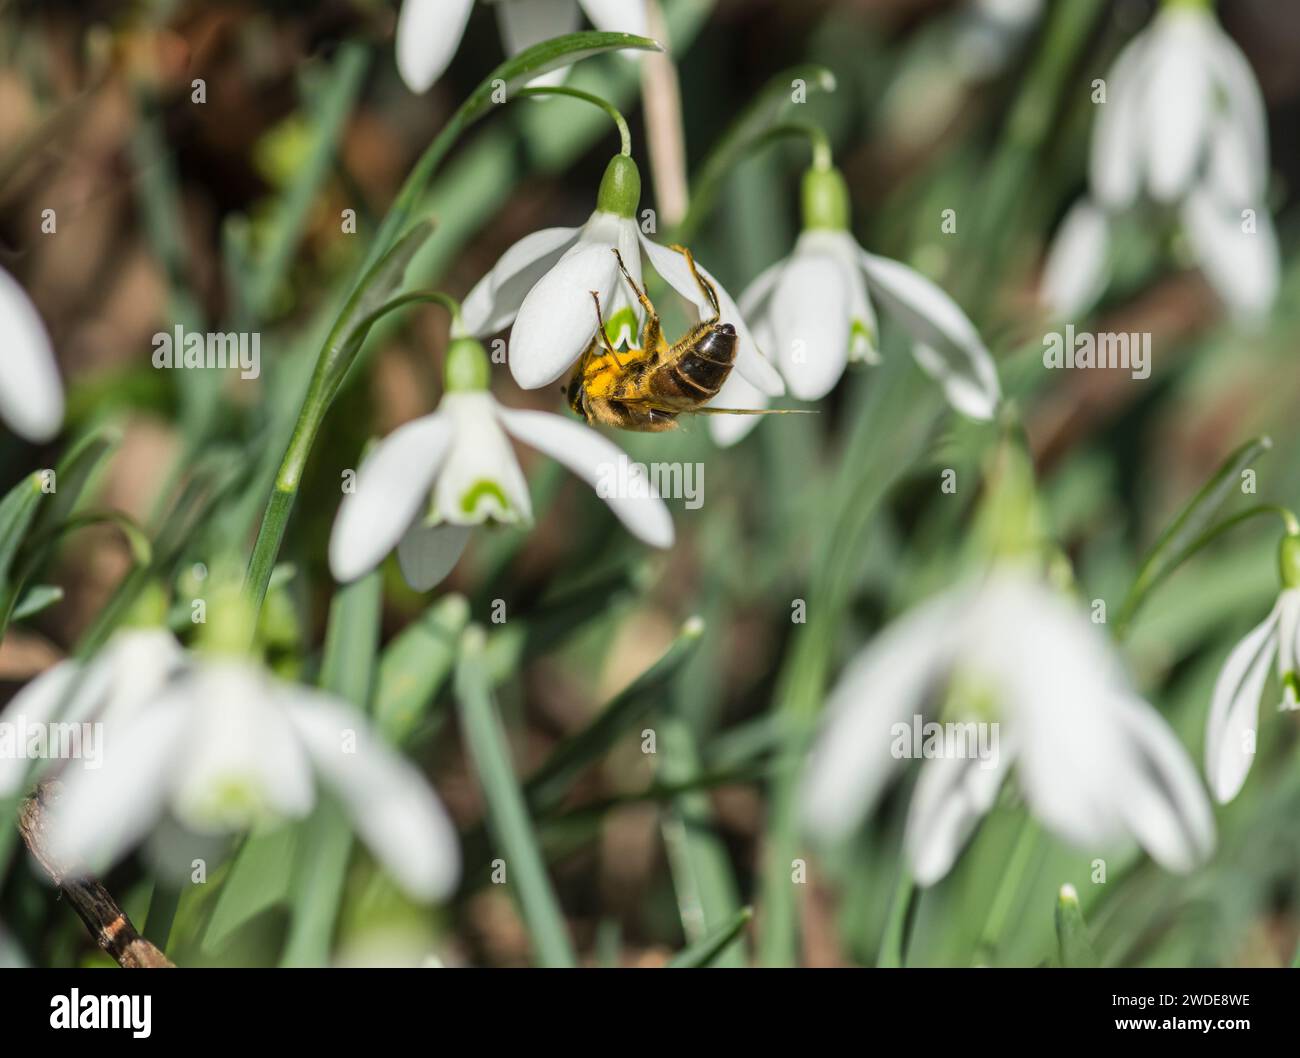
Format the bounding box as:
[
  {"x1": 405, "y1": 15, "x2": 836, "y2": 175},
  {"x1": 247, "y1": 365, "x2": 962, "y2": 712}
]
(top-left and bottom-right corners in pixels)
[
  {"x1": 605, "y1": 306, "x2": 639, "y2": 347},
  {"x1": 461, "y1": 479, "x2": 510, "y2": 517},
  {"x1": 849, "y1": 317, "x2": 879, "y2": 362},
  {"x1": 1283, "y1": 670, "x2": 1300, "y2": 707}
]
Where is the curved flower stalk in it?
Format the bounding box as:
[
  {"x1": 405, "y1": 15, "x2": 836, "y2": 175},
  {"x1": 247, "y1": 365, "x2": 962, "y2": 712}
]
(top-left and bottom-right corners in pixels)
[
  {"x1": 0, "y1": 267, "x2": 64, "y2": 443},
  {"x1": 1042, "y1": 0, "x2": 1277, "y2": 321},
  {"x1": 460, "y1": 153, "x2": 785, "y2": 397},
  {"x1": 801, "y1": 568, "x2": 1214, "y2": 887},
  {"x1": 706, "y1": 158, "x2": 1001, "y2": 446},
  {"x1": 329, "y1": 336, "x2": 674, "y2": 591},
  {"x1": 0, "y1": 629, "x2": 460, "y2": 901},
  {"x1": 397, "y1": 0, "x2": 647, "y2": 94},
  {"x1": 1205, "y1": 531, "x2": 1300, "y2": 803}
]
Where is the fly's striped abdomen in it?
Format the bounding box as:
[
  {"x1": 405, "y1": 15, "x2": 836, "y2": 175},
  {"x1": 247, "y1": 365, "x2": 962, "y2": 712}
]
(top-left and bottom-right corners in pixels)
[{"x1": 658, "y1": 323, "x2": 736, "y2": 404}]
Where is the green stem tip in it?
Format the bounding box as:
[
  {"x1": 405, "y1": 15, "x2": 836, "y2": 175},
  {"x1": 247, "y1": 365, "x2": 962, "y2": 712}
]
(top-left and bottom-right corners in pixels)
[{"x1": 596, "y1": 154, "x2": 642, "y2": 219}]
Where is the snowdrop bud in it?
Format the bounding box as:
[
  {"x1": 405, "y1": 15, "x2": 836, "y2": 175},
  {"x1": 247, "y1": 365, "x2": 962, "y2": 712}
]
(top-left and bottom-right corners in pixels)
[
  {"x1": 595, "y1": 154, "x2": 641, "y2": 219},
  {"x1": 1279, "y1": 534, "x2": 1300, "y2": 590},
  {"x1": 444, "y1": 337, "x2": 491, "y2": 392},
  {"x1": 801, "y1": 166, "x2": 850, "y2": 231}
]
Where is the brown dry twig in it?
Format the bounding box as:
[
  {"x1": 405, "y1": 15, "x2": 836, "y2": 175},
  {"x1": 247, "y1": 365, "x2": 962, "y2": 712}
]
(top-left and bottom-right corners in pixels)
[{"x1": 17, "y1": 783, "x2": 174, "y2": 969}]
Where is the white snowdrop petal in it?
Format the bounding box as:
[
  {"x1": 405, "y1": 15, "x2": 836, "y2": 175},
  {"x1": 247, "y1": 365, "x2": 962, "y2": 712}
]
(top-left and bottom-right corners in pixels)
[
  {"x1": 397, "y1": 522, "x2": 473, "y2": 591},
  {"x1": 496, "y1": 0, "x2": 582, "y2": 88},
  {"x1": 1207, "y1": 117, "x2": 1259, "y2": 208},
  {"x1": 979, "y1": 575, "x2": 1132, "y2": 849},
  {"x1": 706, "y1": 355, "x2": 769, "y2": 448},
  {"x1": 1182, "y1": 187, "x2": 1279, "y2": 320},
  {"x1": 771, "y1": 249, "x2": 848, "y2": 401},
  {"x1": 860, "y1": 251, "x2": 1000, "y2": 419},
  {"x1": 0, "y1": 663, "x2": 81, "y2": 797},
  {"x1": 497, "y1": 407, "x2": 674, "y2": 548},
  {"x1": 1109, "y1": 694, "x2": 1215, "y2": 872},
  {"x1": 44, "y1": 698, "x2": 191, "y2": 876},
  {"x1": 638, "y1": 235, "x2": 786, "y2": 396},
  {"x1": 1204, "y1": 601, "x2": 1279, "y2": 803},
  {"x1": 802, "y1": 589, "x2": 968, "y2": 840},
  {"x1": 434, "y1": 394, "x2": 532, "y2": 525},
  {"x1": 1041, "y1": 198, "x2": 1111, "y2": 320},
  {"x1": 0, "y1": 268, "x2": 63, "y2": 443},
  {"x1": 170, "y1": 666, "x2": 316, "y2": 833},
  {"x1": 579, "y1": 0, "x2": 648, "y2": 37},
  {"x1": 284, "y1": 694, "x2": 461, "y2": 901},
  {"x1": 905, "y1": 743, "x2": 1011, "y2": 888},
  {"x1": 1089, "y1": 31, "x2": 1149, "y2": 209},
  {"x1": 460, "y1": 226, "x2": 580, "y2": 337},
  {"x1": 396, "y1": 0, "x2": 475, "y2": 94},
  {"x1": 1203, "y1": 23, "x2": 1270, "y2": 189},
  {"x1": 1144, "y1": 12, "x2": 1213, "y2": 203},
  {"x1": 329, "y1": 413, "x2": 454, "y2": 583},
  {"x1": 509, "y1": 244, "x2": 618, "y2": 389}
]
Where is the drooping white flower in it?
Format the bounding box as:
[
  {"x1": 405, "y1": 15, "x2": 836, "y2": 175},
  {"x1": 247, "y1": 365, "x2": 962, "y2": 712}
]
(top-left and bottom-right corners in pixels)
[
  {"x1": 1042, "y1": 4, "x2": 1277, "y2": 320},
  {"x1": 1204, "y1": 536, "x2": 1300, "y2": 803},
  {"x1": 802, "y1": 569, "x2": 1214, "y2": 886},
  {"x1": 329, "y1": 337, "x2": 674, "y2": 591},
  {"x1": 460, "y1": 154, "x2": 785, "y2": 398},
  {"x1": 396, "y1": 0, "x2": 647, "y2": 94},
  {"x1": 0, "y1": 266, "x2": 63, "y2": 443},
  {"x1": 706, "y1": 166, "x2": 1000, "y2": 446},
  {"x1": 0, "y1": 629, "x2": 460, "y2": 901}
]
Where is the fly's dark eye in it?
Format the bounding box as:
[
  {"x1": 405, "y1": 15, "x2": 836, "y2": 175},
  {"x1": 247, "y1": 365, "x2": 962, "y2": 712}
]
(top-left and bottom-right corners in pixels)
[{"x1": 717, "y1": 323, "x2": 736, "y2": 335}]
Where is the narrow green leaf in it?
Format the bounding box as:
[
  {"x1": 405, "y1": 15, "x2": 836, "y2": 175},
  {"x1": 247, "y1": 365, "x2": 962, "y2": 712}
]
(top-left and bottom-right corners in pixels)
[
  {"x1": 1118, "y1": 435, "x2": 1273, "y2": 633},
  {"x1": 1055, "y1": 883, "x2": 1098, "y2": 968},
  {"x1": 664, "y1": 907, "x2": 753, "y2": 968},
  {"x1": 11, "y1": 584, "x2": 62, "y2": 621},
  {"x1": 201, "y1": 826, "x2": 298, "y2": 954},
  {"x1": 456, "y1": 625, "x2": 576, "y2": 968},
  {"x1": 525, "y1": 616, "x2": 705, "y2": 815},
  {"x1": 374, "y1": 593, "x2": 469, "y2": 744}
]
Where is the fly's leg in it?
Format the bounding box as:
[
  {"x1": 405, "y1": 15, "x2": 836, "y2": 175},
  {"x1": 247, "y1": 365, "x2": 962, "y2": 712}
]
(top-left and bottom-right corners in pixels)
[
  {"x1": 590, "y1": 291, "x2": 628, "y2": 369},
  {"x1": 668, "y1": 243, "x2": 721, "y2": 324},
  {"x1": 611, "y1": 248, "x2": 664, "y2": 357}
]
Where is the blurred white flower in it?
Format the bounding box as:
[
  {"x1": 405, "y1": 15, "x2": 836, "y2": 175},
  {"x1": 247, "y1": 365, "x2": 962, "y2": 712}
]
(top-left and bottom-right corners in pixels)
[
  {"x1": 396, "y1": 0, "x2": 647, "y2": 94},
  {"x1": 1043, "y1": 4, "x2": 1277, "y2": 320},
  {"x1": 462, "y1": 158, "x2": 784, "y2": 398},
  {"x1": 0, "y1": 629, "x2": 460, "y2": 901},
  {"x1": 1204, "y1": 585, "x2": 1300, "y2": 804},
  {"x1": 0, "y1": 267, "x2": 63, "y2": 443},
  {"x1": 329, "y1": 339, "x2": 674, "y2": 590},
  {"x1": 706, "y1": 223, "x2": 1000, "y2": 446},
  {"x1": 802, "y1": 570, "x2": 1214, "y2": 886}
]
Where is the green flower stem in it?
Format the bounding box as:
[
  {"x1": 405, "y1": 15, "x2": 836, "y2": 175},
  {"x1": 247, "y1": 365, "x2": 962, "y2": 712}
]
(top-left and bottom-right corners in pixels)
[
  {"x1": 516, "y1": 86, "x2": 632, "y2": 156},
  {"x1": 1115, "y1": 503, "x2": 1299, "y2": 638},
  {"x1": 455, "y1": 626, "x2": 576, "y2": 968}
]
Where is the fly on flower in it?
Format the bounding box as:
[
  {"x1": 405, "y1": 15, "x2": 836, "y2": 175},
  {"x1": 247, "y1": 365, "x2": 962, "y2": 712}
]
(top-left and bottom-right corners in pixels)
[{"x1": 565, "y1": 245, "x2": 813, "y2": 432}]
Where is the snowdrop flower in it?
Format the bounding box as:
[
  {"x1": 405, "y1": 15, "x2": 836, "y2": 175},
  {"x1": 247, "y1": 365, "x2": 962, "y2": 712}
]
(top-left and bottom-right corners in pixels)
[
  {"x1": 1043, "y1": 1, "x2": 1277, "y2": 320},
  {"x1": 330, "y1": 335, "x2": 674, "y2": 590},
  {"x1": 1204, "y1": 533, "x2": 1300, "y2": 803},
  {"x1": 706, "y1": 163, "x2": 1000, "y2": 446},
  {"x1": 460, "y1": 154, "x2": 785, "y2": 398},
  {"x1": 0, "y1": 266, "x2": 63, "y2": 443},
  {"x1": 802, "y1": 569, "x2": 1214, "y2": 886},
  {"x1": 396, "y1": 0, "x2": 647, "y2": 94},
  {"x1": 0, "y1": 628, "x2": 460, "y2": 901}
]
